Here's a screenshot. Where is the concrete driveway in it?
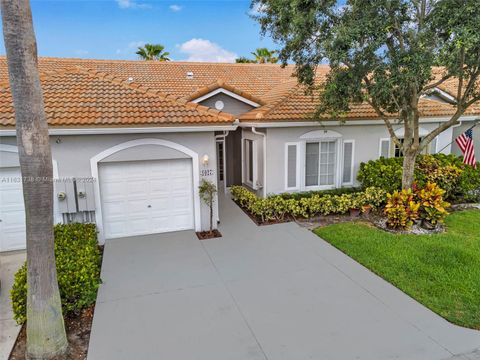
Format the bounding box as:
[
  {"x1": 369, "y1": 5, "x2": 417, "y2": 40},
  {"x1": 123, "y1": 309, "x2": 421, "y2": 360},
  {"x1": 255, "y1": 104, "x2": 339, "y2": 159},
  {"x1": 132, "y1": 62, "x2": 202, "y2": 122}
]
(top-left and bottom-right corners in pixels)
[{"x1": 88, "y1": 196, "x2": 480, "y2": 360}]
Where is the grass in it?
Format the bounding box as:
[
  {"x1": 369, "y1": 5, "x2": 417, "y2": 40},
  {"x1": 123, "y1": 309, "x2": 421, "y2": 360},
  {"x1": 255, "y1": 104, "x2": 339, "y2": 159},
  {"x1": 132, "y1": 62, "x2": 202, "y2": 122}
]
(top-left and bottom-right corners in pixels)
[{"x1": 314, "y1": 209, "x2": 480, "y2": 329}]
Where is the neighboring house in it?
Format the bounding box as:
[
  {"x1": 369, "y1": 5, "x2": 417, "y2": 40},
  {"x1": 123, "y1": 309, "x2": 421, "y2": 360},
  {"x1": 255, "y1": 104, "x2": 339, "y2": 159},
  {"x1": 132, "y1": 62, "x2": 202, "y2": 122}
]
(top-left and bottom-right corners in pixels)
[{"x1": 0, "y1": 57, "x2": 479, "y2": 251}]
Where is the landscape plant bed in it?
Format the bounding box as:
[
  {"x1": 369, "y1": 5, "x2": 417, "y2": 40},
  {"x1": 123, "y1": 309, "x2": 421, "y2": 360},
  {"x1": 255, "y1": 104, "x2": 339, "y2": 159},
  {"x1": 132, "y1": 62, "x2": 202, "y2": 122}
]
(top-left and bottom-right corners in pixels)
[
  {"x1": 233, "y1": 199, "x2": 293, "y2": 226},
  {"x1": 314, "y1": 209, "x2": 480, "y2": 329},
  {"x1": 9, "y1": 305, "x2": 95, "y2": 360},
  {"x1": 196, "y1": 229, "x2": 223, "y2": 240},
  {"x1": 296, "y1": 211, "x2": 378, "y2": 230}
]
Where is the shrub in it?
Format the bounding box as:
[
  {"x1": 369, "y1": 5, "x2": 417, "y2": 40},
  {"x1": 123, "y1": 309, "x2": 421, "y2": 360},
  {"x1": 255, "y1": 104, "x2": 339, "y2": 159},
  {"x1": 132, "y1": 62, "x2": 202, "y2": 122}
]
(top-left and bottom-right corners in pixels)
[
  {"x1": 384, "y1": 189, "x2": 420, "y2": 229},
  {"x1": 416, "y1": 182, "x2": 450, "y2": 225},
  {"x1": 231, "y1": 185, "x2": 386, "y2": 221},
  {"x1": 11, "y1": 223, "x2": 101, "y2": 324},
  {"x1": 357, "y1": 154, "x2": 480, "y2": 201},
  {"x1": 384, "y1": 182, "x2": 450, "y2": 229}
]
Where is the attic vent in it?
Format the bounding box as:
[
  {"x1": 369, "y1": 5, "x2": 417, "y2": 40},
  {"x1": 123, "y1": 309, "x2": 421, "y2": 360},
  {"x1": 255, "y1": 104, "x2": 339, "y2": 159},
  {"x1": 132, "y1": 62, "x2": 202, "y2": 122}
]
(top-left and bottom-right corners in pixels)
[
  {"x1": 186, "y1": 71, "x2": 194, "y2": 79},
  {"x1": 126, "y1": 76, "x2": 134, "y2": 83}
]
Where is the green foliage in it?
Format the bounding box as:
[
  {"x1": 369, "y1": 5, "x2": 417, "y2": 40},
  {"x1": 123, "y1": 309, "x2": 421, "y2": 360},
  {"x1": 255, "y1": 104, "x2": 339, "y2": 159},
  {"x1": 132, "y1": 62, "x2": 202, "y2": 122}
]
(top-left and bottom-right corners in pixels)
[
  {"x1": 199, "y1": 179, "x2": 217, "y2": 232},
  {"x1": 251, "y1": 47, "x2": 278, "y2": 63},
  {"x1": 136, "y1": 43, "x2": 170, "y2": 61},
  {"x1": 11, "y1": 223, "x2": 101, "y2": 325},
  {"x1": 384, "y1": 182, "x2": 450, "y2": 229},
  {"x1": 230, "y1": 185, "x2": 386, "y2": 222},
  {"x1": 358, "y1": 154, "x2": 480, "y2": 201},
  {"x1": 315, "y1": 209, "x2": 480, "y2": 329},
  {"x1": 384, "y1": 188, "x2": 421, "y2": 229},
  {"x1": 416, "y1": 182, "x2": 450, "y2": 225},
  {"x1": 254, "y1": 0, "x2": 480, "y2": 189},
  {"x1": 235, "y1": 56, "x2": 256, "y2": 63}
]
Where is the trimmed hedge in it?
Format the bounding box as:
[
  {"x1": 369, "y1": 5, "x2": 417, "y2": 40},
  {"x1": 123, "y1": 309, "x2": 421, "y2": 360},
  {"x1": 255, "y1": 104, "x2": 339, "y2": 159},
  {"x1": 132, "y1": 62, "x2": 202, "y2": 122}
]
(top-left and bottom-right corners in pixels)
[
  {"x1": 357, "y1": 154, "x2": 480, "y2": 201},
  {"x1": 231, "y1": 186, "x2": 386, "y2": 222},
  {"x1": 11, "y1": 223, "x2": 101, "y2": 324}
]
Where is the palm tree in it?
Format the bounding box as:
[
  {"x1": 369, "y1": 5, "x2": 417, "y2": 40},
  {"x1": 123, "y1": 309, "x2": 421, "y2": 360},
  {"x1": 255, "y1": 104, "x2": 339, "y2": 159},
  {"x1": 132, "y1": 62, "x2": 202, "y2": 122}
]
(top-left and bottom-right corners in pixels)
[
  {"x1": 1, "y1": 0, "x2": 68, "y2": 358},
  {"x1": 136, "y1": 43, "x2": 170, "y2": 61},
  {"x1": 251, "y1": 48, "x2": 278, "y2": 63},
  {"x1": 235, "y1": 56, "x2": 256, "y2": 63}
]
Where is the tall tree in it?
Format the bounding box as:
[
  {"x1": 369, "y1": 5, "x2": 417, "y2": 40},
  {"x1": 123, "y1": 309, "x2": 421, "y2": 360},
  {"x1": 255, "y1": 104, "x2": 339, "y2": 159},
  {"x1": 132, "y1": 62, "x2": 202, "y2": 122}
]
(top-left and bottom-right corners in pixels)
[
  {"x1": 251, "y1": 47, "x2": 278, "y2": 63},
  {"x1": 235, "y1": 56, "x2": 256, "y2": 63},
  {"x1": 253, "y1": 0, "x2": 480, "y2": 188},
  {"x1": 136, "y1": 43, "x2": 170, "y2": 61},
  {"x1": 1, "y1": 0, "x2": 68, "y2": 358}
]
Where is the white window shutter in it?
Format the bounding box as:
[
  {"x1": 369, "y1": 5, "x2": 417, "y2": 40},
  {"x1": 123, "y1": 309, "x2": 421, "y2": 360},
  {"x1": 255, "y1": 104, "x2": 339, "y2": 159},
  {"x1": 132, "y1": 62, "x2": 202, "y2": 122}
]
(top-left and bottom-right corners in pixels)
[
  {"x1": 342, "y1": 140, "x2": 354, "y2": 184},
  {"x1": 379, "y1": 138, "x2": 390, "y2": 158},
  {"x1": 429, "y1": 137, "x2": 438, "y2": 154},
  {"x1": 285, "y1": 143, "x2": 299, "y2": 190}
]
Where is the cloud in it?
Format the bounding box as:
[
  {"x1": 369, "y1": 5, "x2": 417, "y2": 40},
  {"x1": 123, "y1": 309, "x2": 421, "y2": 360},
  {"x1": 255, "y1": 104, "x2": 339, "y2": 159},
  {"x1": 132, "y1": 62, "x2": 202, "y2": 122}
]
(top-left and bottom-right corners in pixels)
[
  {"x1": 248, "y1": 3, "x2": 267, "y2": 16},
  {"x1": 116, "y1": 41, "x2": 146, "y2": 55},
  {"x1": 177, "y1": 38, "x2": 237, "y2": 63},
  {"x1": 169, "y1": 4, "x2": 182, "y2": 12},
  {"x1": 116, "y1": 0, "x2": 151, "y2": 9}
]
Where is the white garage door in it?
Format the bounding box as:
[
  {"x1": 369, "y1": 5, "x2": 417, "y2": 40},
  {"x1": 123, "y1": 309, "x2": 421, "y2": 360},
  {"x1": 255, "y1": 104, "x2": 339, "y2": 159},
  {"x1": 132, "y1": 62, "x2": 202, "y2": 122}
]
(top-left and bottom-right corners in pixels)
[
  {"x1": 99, "y1": 159, "x2": 195, "y2": 239},
  {"x1": 0, "y1": 167, "x2": 26, "y2": 252}
]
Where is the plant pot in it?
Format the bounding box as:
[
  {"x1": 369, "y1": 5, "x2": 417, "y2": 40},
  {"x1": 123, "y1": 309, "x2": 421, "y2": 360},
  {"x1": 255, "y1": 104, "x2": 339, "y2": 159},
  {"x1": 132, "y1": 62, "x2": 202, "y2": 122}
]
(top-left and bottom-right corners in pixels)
[
  {"x1": 362, "y1": 205, "x2": 372, "y2": 215},
  {"x1": 349, "y1": 208, "x2": 361, "y2": 217}
]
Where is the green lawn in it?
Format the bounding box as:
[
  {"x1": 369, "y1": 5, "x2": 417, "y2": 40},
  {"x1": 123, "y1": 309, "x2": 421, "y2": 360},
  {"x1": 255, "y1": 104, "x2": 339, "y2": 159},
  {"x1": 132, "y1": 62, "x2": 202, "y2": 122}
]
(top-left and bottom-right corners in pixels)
[{"x1": 314, "y1": 209, "x2": 480, "y2": 329}]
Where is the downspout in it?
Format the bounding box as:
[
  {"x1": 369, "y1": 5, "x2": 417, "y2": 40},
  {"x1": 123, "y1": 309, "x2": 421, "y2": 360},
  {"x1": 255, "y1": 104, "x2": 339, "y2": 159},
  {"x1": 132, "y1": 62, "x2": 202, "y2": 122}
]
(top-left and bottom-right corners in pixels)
[{"x1": 251, "y1": 127, "x2": 267, "y2": 198}]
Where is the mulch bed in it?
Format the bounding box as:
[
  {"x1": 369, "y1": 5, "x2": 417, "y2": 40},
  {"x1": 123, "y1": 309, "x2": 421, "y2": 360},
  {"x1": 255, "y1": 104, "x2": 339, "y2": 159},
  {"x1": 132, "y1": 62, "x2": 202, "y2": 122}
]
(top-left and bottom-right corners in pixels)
[
  {"x1": 9, "y1": 305, "x2": 95, "y2": 360},
  {"x1": 196, "y1": 229, "x2": 222, "y2": 240}
]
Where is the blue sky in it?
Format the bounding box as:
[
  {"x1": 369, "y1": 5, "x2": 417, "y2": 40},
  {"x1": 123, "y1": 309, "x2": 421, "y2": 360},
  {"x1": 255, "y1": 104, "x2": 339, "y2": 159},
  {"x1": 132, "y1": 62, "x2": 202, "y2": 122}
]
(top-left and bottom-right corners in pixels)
[{"x1": 0, "y1": 0, "x2": 276, "y2": 62}]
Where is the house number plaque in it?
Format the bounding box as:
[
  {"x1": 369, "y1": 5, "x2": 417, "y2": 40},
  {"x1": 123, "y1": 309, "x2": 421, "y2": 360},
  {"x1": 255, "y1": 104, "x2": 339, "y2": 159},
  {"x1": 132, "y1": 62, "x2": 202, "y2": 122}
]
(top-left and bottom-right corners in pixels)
[{"x1": 200, "y1": 169, "x2": 214, "y2": 177}]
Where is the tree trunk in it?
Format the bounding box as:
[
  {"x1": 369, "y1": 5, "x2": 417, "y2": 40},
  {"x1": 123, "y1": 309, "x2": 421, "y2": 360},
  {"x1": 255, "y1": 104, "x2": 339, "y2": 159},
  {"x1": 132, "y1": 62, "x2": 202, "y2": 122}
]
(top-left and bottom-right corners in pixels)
[
  {"x1": 402, "y1": 150, "x2": 417, "y2": 190},
  {"x1": 209, "y1": 202, "x2": 213, "y2": 234},
  {"x1": 1, "y1": 0, "x2": 68, "y2": 359}
]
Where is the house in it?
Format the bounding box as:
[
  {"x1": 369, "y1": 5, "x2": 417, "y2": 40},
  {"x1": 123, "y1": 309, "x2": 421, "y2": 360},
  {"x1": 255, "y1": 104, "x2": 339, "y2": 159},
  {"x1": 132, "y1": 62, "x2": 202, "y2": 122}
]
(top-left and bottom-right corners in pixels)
[{"x1": 0, "y1": 57, "x2": 478, "y2": 252}]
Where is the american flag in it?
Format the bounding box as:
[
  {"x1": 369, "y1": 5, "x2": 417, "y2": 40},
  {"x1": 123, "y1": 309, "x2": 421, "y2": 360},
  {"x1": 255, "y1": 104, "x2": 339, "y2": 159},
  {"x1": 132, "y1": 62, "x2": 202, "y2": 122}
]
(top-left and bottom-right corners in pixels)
[{"x1": 455, "y1": 128, "x2": 477, "y2": 168}]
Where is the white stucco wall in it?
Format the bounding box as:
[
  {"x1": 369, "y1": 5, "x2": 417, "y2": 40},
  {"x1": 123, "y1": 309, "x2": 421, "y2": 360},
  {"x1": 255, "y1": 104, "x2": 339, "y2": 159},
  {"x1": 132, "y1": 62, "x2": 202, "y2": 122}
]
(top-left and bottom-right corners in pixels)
[
  {"x1": 263, "y1": 122, "x2": 455, "y2": 195},
  {"x1": 0, "y1": 131, "x2": 219, "y2": 234}
]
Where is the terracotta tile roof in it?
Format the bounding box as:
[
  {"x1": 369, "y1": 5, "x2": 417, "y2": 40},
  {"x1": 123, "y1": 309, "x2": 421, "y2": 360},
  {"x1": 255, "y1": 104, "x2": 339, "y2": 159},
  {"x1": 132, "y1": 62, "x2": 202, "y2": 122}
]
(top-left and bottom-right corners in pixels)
[
  {"x1": 0, "y1": 63, "x2": 234, "y2": 127},
  {"x1": 183, "y1": 79, "x2": 266, "y2": 105},
  {"x1": 1, "y1": 57, "x2": 479, "y2": 128}
]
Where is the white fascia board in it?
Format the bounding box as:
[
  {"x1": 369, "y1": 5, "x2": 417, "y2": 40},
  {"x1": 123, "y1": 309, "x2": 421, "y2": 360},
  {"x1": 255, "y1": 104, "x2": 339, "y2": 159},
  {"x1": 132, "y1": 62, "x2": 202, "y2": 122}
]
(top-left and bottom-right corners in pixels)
[
  {"x1": 191, "y1": 88, "x2": 261, "y2": 108},
  {"x1": 0, "y1": 125, "x2": 238, "y2": 136},
  {"x1": 239, "y1": 115, "x2": 480, "y2": 128}
]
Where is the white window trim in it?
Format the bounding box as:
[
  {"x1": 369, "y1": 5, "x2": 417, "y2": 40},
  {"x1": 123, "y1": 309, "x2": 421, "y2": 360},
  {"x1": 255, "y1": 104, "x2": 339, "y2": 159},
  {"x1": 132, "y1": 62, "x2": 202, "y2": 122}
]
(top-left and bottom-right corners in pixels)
[
  {"x1": 301, "y1": 139, "x2": 340, "y2": 191},
  {"x1": 342, "y1": 140, "x2": 355, "y2": 186},
  {"x1": 379, "y1": 138, "x2": 391, "y2": 158},
  {"x1": 243, "y1": 138, "x2": 258, "y2": 189},
  {"x1": 284, "y1": 142, "x2": 301, "y2": 191}
]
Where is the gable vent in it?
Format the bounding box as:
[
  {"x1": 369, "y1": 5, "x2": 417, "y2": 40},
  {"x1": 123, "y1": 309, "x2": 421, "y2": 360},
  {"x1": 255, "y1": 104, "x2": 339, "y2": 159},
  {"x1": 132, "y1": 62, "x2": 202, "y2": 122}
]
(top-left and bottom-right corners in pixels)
[{"x1": 186, "y1": 71, "x2": 194, "y2": 79}]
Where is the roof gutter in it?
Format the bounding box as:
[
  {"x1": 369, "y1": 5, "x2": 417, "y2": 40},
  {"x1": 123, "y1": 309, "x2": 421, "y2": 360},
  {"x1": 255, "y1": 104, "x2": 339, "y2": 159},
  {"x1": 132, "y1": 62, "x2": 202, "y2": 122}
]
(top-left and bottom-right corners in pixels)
[
  {"x1": 251, "y1": 126, "x2": 267, "y2": 198},
  {"x1": 0, "y1": 124, "x2": 238, "y2": 136}
]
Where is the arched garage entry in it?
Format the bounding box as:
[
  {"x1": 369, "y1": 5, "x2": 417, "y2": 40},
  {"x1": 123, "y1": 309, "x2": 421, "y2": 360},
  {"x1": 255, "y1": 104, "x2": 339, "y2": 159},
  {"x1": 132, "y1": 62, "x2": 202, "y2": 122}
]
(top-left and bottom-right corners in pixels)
[{"x1": 90, "y1": 139, "x2": 201, "y2": 244}]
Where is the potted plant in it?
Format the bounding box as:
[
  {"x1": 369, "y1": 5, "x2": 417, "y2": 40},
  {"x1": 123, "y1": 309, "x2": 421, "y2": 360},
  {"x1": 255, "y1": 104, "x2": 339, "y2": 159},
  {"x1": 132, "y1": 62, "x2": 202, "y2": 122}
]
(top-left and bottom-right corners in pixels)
[{"x1": 349, "y1": 194, "x2": 362, "y2": 217}]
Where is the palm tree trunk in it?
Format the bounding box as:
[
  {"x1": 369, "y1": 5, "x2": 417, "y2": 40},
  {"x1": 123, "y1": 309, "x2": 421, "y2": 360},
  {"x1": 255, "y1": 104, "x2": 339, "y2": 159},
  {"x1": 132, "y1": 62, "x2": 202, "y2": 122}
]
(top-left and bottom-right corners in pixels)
[{"x1": 1, "y1": 0, "x2": 68, "y2": 358}]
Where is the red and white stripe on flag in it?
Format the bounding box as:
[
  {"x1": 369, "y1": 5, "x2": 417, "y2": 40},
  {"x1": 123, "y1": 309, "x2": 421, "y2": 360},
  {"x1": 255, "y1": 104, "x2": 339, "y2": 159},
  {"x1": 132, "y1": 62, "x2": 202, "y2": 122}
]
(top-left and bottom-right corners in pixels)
[{"x1": 455, "y1": 128, "x2": 477, "y2": 168}]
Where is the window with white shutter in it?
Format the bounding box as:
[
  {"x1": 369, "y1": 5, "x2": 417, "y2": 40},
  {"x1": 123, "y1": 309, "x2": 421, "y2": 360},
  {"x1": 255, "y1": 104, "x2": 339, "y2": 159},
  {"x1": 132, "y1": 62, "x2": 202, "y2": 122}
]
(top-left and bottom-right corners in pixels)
[
  {"x1": 379, "y1": 138, "x2": 390, "y2": 158},
  {"x1": 285, "y1": 143, "x2": 300, "y2": 190},
  {"x1": 342, "y1": 140, "x2": 354, "y2": 185}
]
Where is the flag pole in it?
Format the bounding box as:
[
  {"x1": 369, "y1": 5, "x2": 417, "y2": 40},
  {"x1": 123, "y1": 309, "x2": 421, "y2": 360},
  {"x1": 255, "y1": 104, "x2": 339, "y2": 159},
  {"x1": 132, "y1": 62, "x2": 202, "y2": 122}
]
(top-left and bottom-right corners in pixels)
[{"x1": 435, "y1": 120, "x2": 479, "y2": 154}]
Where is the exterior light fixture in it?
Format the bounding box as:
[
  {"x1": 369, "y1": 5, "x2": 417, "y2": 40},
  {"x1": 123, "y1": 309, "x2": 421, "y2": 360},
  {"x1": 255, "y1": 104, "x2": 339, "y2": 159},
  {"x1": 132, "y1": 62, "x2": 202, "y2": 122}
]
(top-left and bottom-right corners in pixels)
[{"x1": 202, "y1": 154, "x2": 209, "y2": 166}]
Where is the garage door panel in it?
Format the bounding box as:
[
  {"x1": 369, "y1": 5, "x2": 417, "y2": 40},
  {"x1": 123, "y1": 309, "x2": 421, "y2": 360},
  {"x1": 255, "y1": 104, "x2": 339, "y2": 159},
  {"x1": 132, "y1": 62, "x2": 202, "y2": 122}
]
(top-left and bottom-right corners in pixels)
[
  {"x1": 0, "y1": 167, "x2": 26, "y2": 252},
  {"x1": 99, "y1": 158, "x2": 195, "y2": 239}
]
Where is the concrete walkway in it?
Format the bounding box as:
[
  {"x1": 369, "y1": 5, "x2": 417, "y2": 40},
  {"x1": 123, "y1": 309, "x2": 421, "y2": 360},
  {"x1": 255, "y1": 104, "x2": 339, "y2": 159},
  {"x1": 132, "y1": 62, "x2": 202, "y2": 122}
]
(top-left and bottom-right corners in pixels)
[
  {"x1": 0, "y1": 251, "x2": 25, "y2": 360},
  {"x1": 88, "y1": 195, "x2": 480, "y2": 360}
]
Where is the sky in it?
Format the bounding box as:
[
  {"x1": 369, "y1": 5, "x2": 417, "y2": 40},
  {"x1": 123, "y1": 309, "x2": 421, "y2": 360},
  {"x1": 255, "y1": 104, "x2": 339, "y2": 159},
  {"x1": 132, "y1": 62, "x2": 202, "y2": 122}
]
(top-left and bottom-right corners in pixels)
[{"x1": 0, "y1": 0, "x2": 276, "y2": 62}]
